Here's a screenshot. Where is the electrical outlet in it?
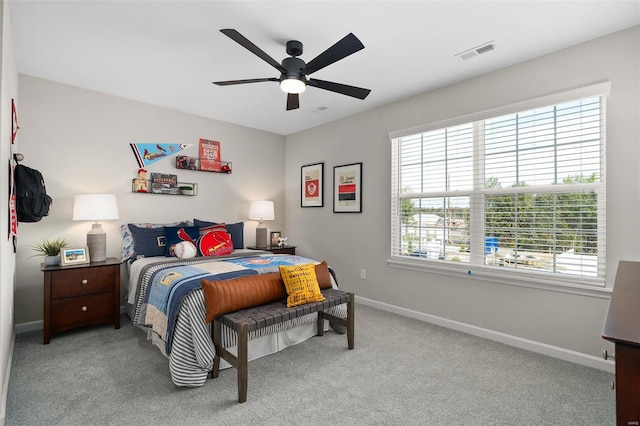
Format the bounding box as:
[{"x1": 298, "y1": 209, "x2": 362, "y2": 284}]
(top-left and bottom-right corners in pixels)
[{"x1": 360, "y1": 269, "x2": 366, "y2": 279}]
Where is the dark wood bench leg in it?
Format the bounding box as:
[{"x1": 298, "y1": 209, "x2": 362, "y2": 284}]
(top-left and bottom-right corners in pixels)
[
  {"x1": 317, "y1": 311, "x2": 325, "y2": 336},
  {"x1": 317, "y1": 293, "x2": 355, "y2": 350},
  {"x1": 212, "y1": 320, "x2": 221, "y2": 379},
  {"x1": 347, "y1": 292, "x2": 355, "y2": 350},
  {"x1": 238, "y1": 323, "x2": 248, "y2": 403}
]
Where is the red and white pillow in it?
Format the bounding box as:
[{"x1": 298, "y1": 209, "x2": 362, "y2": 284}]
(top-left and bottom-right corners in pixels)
[{"x1": 198, "y1": 230, "x2": 233, "y2": 256}]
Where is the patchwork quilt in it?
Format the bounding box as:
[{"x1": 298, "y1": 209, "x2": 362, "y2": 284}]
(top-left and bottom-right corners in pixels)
[
  {"x1": 129, "y1": 252, "x2": 346, "y2": 386},
  {"x1": 132, "y1": 253, "x2": 321, "y2": 355}
]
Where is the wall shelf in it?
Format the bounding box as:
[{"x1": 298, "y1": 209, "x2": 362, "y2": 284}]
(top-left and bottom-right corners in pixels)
[
  {"x1": 131, "y1": 179, "x2": 198, "y2": 196},
  {"x1": 175, "y1": 155, "x2": 232, "y2": 174}
]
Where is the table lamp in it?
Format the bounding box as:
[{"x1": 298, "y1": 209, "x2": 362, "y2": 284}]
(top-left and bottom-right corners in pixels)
[
  {"x1": 72, "y1": 194, "x2": 119, "y2": 262},
  {"x1": 249, "y1": 200, "x2": 274, "y2": 249}
]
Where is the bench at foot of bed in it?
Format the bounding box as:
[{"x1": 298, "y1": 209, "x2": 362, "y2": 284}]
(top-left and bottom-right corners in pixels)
[{"x1": 211, "y1": 288, "x2": 355, "y2": 403}]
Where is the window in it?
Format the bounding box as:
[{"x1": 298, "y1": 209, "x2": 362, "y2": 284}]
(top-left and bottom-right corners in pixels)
[{"x1": 390, "y1": 84, "x2": 608, "y2": 287}]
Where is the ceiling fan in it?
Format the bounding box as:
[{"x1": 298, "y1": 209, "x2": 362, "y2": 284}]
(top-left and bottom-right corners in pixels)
[{"x1": 213, "y1": 29, "x2": 371, "y2": 111}]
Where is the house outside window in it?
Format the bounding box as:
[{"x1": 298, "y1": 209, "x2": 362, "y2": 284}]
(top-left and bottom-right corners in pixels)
[{"x1": 389, "y1": 83, "x2": 609, "y2": 288}]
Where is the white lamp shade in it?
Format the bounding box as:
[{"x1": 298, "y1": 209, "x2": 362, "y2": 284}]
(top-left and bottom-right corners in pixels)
[
  {"x1": 248, "y1": 200, "x2": 275, "y2": 221},
  {"x1": 73, "y1": 194, "x2": 119, "y2": 221}
]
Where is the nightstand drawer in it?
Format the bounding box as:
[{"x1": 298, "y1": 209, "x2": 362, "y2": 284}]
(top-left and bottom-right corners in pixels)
[
  {"x1": 51, "y1": 292, "x2": 114, "y2": 331},
  {"x1": 51, "y1": 267, "x2": 115, "y2": 299}
]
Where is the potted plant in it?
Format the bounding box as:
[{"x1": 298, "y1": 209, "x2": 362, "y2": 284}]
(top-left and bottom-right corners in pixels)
[
  {"x1": 179, "y1": 185, "x2": 194, "y2": 195},
  {"x1": 32, "y1": 238, "x2": 69, "y2": 266}
]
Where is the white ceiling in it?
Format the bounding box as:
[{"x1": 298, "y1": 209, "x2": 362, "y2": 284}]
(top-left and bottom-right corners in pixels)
[{"x1": 9, "y1": 0, "x2": 640, "y2": 136}]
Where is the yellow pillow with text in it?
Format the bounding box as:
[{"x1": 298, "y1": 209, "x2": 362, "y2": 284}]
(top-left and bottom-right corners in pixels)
[{"x1": 279, "y1": 263, "x2": 325, "y2": 307}]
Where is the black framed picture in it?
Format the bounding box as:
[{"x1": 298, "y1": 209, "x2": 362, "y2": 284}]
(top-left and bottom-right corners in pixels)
[
  {"x1": 270, "y1": 231, "x2": 281, "y2": 246},
  {"x1": 301, "y1": 162, "x2": 324, "y2": 207},
  {"x1": 333, "y1": 162, "x2": 362, "y2": 213}
]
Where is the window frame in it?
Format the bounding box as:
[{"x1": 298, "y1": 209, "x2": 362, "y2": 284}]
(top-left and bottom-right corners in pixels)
[{"x1": 388, "y1": 82, "x2": 611, "y2": 296}]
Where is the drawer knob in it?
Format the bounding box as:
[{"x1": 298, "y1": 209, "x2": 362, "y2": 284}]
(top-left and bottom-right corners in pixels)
[
  {"x1": 81, "y1": 279, "x2": 88, "y2": 285},
  {"x1": 81, "y1": 306, "x2": 88, "y2": 312}
]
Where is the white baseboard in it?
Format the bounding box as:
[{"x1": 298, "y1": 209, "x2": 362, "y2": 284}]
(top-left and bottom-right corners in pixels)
[
  {"x1": 355, "y1": 295, "x2": 615, "y2": 374},
  {"x1": 14, "y1": 320, "x2": 41, "y2": 334},
  {"x1": 15, "y1": 305, "x2": 126, "y2": 334}
]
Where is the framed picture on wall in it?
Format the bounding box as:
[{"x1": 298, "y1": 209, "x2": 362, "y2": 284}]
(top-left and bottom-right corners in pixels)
[
  {"x1": 301, "y1": 162, "x2": 324, "y2": 207},
  {"x1": 333, "y1": 162, "x2": 362, "y2": 213}
]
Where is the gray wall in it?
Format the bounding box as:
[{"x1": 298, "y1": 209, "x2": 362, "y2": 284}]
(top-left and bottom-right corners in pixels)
[
  {"x1": 0, "y1": 1, "x2": 18, "y2": 422},
  {"x1": 14, "y1": 75, "x2": 286, "y2": 325},
  {"x1": 285, "y1": 26, "x2": 639, "y2": 367}
]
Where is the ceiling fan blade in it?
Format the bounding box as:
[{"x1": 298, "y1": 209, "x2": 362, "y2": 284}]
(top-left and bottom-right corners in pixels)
[
  {"x1": 307, "y1": 78, "x2": 371, "y2": 100},
  {"x1": 213, "y1": 78, "x2": 278, "y2": 86},
  {"x1": 220, "y1": 29, "x2": 286, "y2": 74},
  {"x1": 287, "y1": 93, "x2": 300, "y2": 111},
  {"x1": 303, "y1": 33, "x2": 365, "y2": 76}
]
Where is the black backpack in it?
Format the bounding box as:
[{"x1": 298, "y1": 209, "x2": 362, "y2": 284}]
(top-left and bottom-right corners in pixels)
[{"x1": 14, "y1": 164, "x2": 52, "y2": 222}]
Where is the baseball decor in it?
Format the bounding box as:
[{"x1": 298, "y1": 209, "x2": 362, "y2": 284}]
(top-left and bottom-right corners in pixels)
[
  {"x1": 174, "y1": 241, "x2": 197, "y2": 259},
  {"x1": 198, "y1": 231, "x2": 233, "y2": 256}
]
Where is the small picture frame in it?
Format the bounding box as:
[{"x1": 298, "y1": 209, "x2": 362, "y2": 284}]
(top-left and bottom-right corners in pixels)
[
  {"x1": 61, "y1": 246, "x2": 91, "y2": 266},
  {"x1": 301, "y1": 162, "x2": 324, "y2": 207},
  {"x1": 334, "y1": 162, "x2": 363, "y2": 213},
  {"x1": 270, "y1": 231, "x2": 281, "y2": 247}
]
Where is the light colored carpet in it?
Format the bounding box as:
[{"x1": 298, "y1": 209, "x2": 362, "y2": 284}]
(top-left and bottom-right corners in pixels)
[{"x1": 6, "y1": 304, "x2": 615, "y2": 425}]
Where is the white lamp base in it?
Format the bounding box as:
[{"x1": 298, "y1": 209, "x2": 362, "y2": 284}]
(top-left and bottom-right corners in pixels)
[
  {"x1": 255, "y1": 221, "x2": 268, "y2": 249},
  {"x1": 87, "y1": 223, "x2": 106, "y2": 262}
]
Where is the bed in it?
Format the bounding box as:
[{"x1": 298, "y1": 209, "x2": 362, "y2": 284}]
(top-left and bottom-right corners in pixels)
[{"x1": 122, "y1": 221, "x2": 346, "y2": 387}]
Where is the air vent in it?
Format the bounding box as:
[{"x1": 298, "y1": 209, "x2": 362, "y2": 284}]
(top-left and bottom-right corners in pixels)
[
  {"x1": 459, "y1": 51, "x2": 479, "y2": 61},
  {"x1": 455, "y1": 41, "x2": 496, "y2": 61},
  {"x1": 476, "y1": 43, "x2": 495, "y2": 54}
]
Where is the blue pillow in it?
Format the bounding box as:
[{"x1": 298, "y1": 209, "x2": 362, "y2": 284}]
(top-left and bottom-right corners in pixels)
[
  {"x1": 164, "y1": 226, "x2": 201, "y2": 257},
  {"x1": 194, "y1": 219, "x2": 244, "y2": 249},
  {"x1": 128, "y1": 224, "x2": 167, "y2": 259}
]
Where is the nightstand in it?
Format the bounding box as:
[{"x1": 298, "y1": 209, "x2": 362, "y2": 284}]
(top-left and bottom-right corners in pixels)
[
  {"x1": 247, "y1": 245, "x2": 297, "y2": 255},
  {"x1": 41, "y1": 257, "x2": 121, "y2": 344}
]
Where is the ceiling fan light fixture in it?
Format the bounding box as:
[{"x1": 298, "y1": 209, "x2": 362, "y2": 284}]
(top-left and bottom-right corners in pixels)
[
  {"x1": 214, "y1": 29, "x2": 370, "y2": 111},
  {"x1": 280, "y1": 78, "x2": 306, "y2": 94}
]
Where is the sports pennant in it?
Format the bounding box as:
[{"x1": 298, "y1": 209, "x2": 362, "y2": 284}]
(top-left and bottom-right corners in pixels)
[
  {"x1": 130, "y1": 143, "x2": 192, "y2": 168},
  {"x1": 11, "y1": 99, "x2": 19, "y2": 144},
  {"x1": 8, "y1": 161, "x2": 18, "y2": 239}
]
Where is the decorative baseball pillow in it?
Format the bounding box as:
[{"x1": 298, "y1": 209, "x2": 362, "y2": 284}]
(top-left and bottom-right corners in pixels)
[{"x1": 173, "y1": 241, "x2": 197, "y2": 259}]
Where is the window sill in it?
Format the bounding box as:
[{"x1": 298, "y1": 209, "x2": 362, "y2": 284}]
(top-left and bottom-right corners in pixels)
[{"x1": 387, "y1": 256, "x2": 612, "y2": 299}]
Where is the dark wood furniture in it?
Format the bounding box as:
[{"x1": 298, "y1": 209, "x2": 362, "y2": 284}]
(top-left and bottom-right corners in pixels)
[
  {"x1": 42, "y1": 257, "x2": 121, "y2": 344},
  {"x1": 602, "y1": 260, "x2": 640, "y2": 426},
  {"x1": 247, "y1": 245, "x2": 296, "y2": 255},
  {"x1": 211, "y1": 288, "x2": 354, "y2": 403}
]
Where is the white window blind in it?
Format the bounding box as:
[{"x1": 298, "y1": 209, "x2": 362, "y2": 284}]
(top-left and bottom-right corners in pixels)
[{"x1": 390, "y1": 87, "x2": 607, "y2": 287}]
